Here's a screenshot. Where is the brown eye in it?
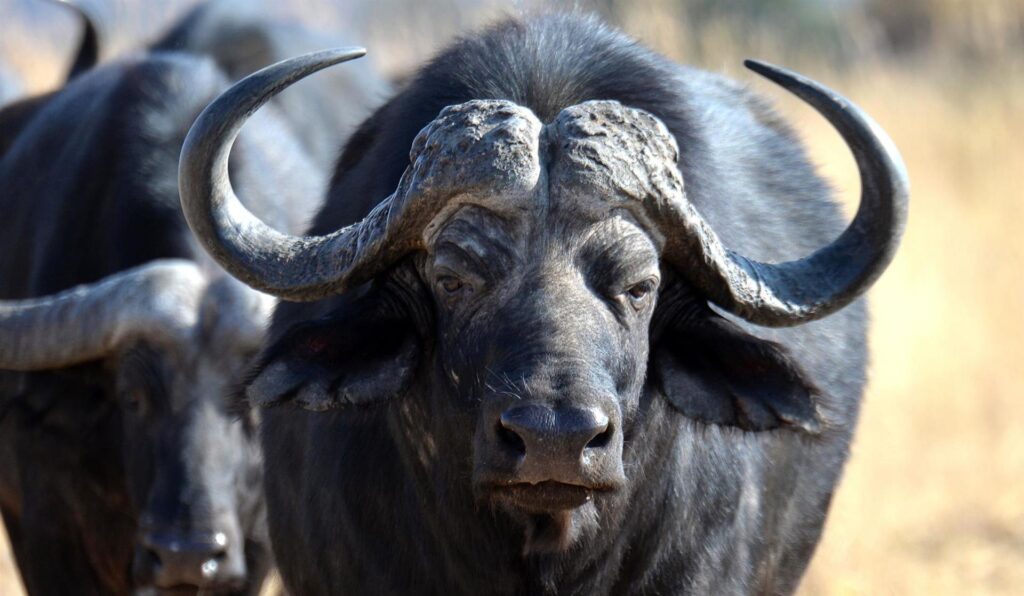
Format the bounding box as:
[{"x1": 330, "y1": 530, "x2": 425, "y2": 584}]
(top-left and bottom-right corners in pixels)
[
  {"x1": 625, "y1": 279, "x2": 657, "y2": 309},
  {"x1": 438, "y1": 275, "x2": 465, "y2": 294},
  {"x1": 627, "y1": 284, "x2": 650, "y2": 299}
]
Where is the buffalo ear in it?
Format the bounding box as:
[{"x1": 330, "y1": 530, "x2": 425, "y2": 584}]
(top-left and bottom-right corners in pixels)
[
  {"x1": 652, "y1": 312, "x2": 822, "y2": 433},
  {"x1": 246, "y1": 291, "x2": 418, "y2": 411}
]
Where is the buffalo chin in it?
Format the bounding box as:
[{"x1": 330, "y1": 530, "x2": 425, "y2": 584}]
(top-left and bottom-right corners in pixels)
[
  {"x1": 482, "y1": 485, "x2": 604, "y2": 555},
  {"x1": 520, "y1": 508, "x2": 591, "y2": 555}
]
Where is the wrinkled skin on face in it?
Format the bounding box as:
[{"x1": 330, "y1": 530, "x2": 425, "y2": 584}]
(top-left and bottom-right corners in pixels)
[
  {"x1": 119, "y1": 278, "x2": 271, "y2": 594},
  {"x1": 401, "y1": 103, "x2": 664, "y2": 551},
  {"x1": 423, "y1": 204, "x2": 659, "y2": 551},
  {"x1": 255, "y1": 101, "x2": 822, "y2": 563}
]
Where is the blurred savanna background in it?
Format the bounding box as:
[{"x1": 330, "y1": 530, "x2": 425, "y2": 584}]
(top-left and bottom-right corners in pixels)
[{"x1": 1, "y1": 0, "x2": 1021, "y2": 594}]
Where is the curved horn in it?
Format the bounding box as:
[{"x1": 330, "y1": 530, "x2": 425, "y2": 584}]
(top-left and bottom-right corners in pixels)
[
  {"x1": 662, "y1": 60, "x2": 909, "y2": 327},
  {"x1": 181, "y1": 49, "x2": 539, "y2": 302},
  {"x1": 0, "y1": 260, "x2": 205, "y2": 370},
  {"x1": 179, "y1": 48, "x2": 378, "y2": 302},
  {"x1": 49, "y1": 0, "x2": 101, "y2": 80}
]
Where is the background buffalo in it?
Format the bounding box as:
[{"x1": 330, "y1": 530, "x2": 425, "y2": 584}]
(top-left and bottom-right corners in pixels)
[{"x1": 1, "y1": 0, "x2": 1022, "y2": 594}]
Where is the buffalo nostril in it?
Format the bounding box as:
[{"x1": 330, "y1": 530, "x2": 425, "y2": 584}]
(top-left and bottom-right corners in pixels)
[
  {"x1": 200, "y1": 547, "x2": 229, "y2": 580},
  {"x1": 586, "y1": 423, "x2": 613, "y2": 449},
  {"x1": 143, "y1": 546, "x2": 163, "y2": 572},
  {"x1": 500, "y1": 405, "x2": 612, "y2": 455},
  {"x1": 496, "y1": 420, "x2": 526, "y2": 455},
  {"x1": 200, "y1": 533, "x2": 230, "y2": 578},
  {"x1": 140, "y1": 530, "x2": 233, "y2": 586}
]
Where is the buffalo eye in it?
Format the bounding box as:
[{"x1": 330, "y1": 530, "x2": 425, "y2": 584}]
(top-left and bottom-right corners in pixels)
[
  {"x1": 438, "y1": 275, "x2": 465, "y2": 294},
  {"x1": 435, "y1": 272, "x2": 475, "y2": 306},
  {"x1": 624, "y1": 278, "x2": 658, "y2": 310}
]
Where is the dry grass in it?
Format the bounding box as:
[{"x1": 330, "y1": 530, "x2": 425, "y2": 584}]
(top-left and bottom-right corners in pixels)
[
  {"x1": 795, "y1": 65, "x2": 1024, "y2": 595},
  {"x1": 1, "y1": 1, "x2": 1022, "y2": 594},
  {"x1": 0, "y1": 530, "x2": 19, "y2": 594}
]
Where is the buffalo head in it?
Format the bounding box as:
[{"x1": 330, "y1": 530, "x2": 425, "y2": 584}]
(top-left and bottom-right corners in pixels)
[
  {"x1": 179, "y1": 50, "x2": 907, "y2": 553},
  {"x1": 0, "y1": 261, "x2": 271, "y2": 591}
]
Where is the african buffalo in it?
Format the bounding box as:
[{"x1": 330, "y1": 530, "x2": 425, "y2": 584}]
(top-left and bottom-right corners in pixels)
[
  {"x1": 180, "y1": 15, "x2": 908, "y2": 595},
  {"x1": 153, "y1": 0, "x2": 388, "y2": 170},
  {"x1": 0, "y1": 49, "x2": 322, "y2": 593}
]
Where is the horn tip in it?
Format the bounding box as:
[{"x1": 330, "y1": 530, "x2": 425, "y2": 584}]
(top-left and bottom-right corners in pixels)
[
  {"x1": 327, "y1": 46, "x2": 367, "y2": 59},
  {"x1": 743, "y1": 59, "x2": 789, "y2": 81},
  {"x1": 306, "y1": 47, "x2": 367, "y2": 70}
]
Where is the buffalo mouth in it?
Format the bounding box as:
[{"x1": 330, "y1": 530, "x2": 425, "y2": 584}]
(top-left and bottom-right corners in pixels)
[
  {"x1": 483, "y1": 480, "x2": 613, "y2": 514},
  {"x1": 479, "y1": 481, "x2": 619, "y2": 554}
]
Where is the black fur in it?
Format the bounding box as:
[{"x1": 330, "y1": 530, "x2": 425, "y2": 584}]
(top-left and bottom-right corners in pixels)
[
  {"x1": 151, "y1": 0, "x2": 388, "y2": 170},
  {"x1": 0, "y1": 51, "x2": 318, "y2": 594},
  {"x1": 258, "y1": 14, "x2": 866, "y2": 595}
]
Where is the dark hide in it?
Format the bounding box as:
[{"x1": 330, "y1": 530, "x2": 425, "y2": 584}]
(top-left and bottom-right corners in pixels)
[
  {"x1": 0, "y1": 92, "x2": 55, "y2": 159},
  {"x1": 152, "y1": 0, "x2": 389, "y2": 171},
  {"x1": 0, "y1": 52, "x2": 320, "y2": 594},
  {"x1": 258, "y1": 14, "x2": 867, "y2": 596}
]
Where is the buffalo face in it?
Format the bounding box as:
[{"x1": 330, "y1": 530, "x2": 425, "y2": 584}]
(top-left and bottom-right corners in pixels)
[
  {"x1": 425, "y1": 203, "x2": 658, "y2": 551},
  {"x1": 0, "y1": 264, "x2": 271, "y2": 593},
  {"x1": 121, "y1": 277, "x2": 270, "y2": 593},
  {"x1": 244, "y1": 101, "x2": 822, "y2": 554},
  {"x1": 182, "y1": 51, "x2": 906, "y2": 559}
]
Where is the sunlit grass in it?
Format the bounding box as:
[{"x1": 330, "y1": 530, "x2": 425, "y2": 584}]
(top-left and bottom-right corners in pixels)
[{"x1": 796, "y1": 65, "x2": 1024, "y2": 596}]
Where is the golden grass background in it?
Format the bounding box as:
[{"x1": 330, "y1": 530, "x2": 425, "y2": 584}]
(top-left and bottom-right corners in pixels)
[{"x1": 1, "y1": 0, "x2": 1022, "y2": 594}]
